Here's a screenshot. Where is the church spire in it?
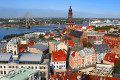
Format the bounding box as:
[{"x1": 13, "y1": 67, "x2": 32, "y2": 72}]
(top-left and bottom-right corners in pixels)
[{"x1": 67, "y1": 5, "x2": 74, "y2": 23}]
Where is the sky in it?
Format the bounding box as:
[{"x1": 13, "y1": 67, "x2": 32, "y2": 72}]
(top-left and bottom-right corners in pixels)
[{"x1": 0, "y1": 0, "x2": 120, "y2": 18}]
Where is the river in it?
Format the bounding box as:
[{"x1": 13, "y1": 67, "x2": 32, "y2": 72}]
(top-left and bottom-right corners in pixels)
[{"x1": 0, "y1": 24, "x2": 88, "y2": 40}]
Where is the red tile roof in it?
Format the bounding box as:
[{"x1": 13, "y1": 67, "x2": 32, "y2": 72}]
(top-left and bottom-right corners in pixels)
[
  {"x1": 45, "y1": 33, "x2": 54, "y2": 36},
  {"x1": 61, "y1": 32, "x2": 65, "y2": 34},
  {"x1": 104, "y1": 52, "x2": 118, "y2": 63},
  {"x1": 97, "y1": 30, "x2": 105, "y2": 32},
  {"x1": 71, "y1": 51, "x2": 78, "y2": 57},
  {"x1": 50, "y1": 72, "x2": 80, "y2": 80},
  {"x1": 52, "y1": 49, "x2": 66, "y2": 62},
  {"x1": 75, "y1": 26, "x2": 78, "y2": 28},
  {"x1": 74, "y1": 26, "x2": 94, "y2": 29},
  {"x1": 28, "y1": 43, "x2": 34, "y2": 47},
  {"x1": 45, "y1": 33, "x2": 49, "y2": 36},
  {"x1": 50, "y1": 33, "x2": 54, "y2": 36},
  {"x1": 50, "y1": 72, "x2": 120, "y2": 80},
  {"x1": 79, "y1": 26, "x2": 82, "y2": 28},
  {"x1": 63, "y1": 28, "x2": 67, "y2": 31},
  {"x1": 86, "y1": 26, "x2": 94, "y2": 29},
  {"x1": 60, "y1": 40, "x2": 74, "y2": 46}
]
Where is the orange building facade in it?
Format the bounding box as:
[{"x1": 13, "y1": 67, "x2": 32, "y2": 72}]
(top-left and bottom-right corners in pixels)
[{"x1": 104, "y1": 34, "x2": 120, "y2": 48}]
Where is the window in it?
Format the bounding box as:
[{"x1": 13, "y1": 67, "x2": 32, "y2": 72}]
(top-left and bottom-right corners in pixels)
[
  {"x1": 35, "y1": 66, "x2": 37, "y2": 69},
  {"x1": 44, "y1": 67, "x2": 45, "y2": 69},
  {"x1": 14, "y1": 51, "x2": 16, "y2": 55},
  {"x1": 40, "y1": 67, "x2": 42, "y2": 69},
  {"x1": 9, "y1": 66, "x2": 11, "y2": 68},
  {"x1": 4, "y1": 66, "x2": 6, "y2": 68},
  {"x1": 44, "y1": 72, "x2": 46, "y2": 75},
  {"x1": 21, "y1": 66, "x2": 23, "y2": 68},
  {"x1": 4, "y1": 71, "x2": 6, "y2": 74},
  {"x1": 16, "y1": 66, "x2": 18, "y2": 68},
  {"x1": 31, "y1": 66, "x2": 33, "y2": 69},
  {"x1": 0, "y1": 66, "x2": 2, "y2": 68},
  {"x1": 40, "y1": 72, "x2": 42, "y2": 75}
]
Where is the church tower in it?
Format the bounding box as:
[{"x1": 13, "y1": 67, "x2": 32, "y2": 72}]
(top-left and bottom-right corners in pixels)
[{"x1": 66, "y1": 5, "x2": 75, "y2": 35}]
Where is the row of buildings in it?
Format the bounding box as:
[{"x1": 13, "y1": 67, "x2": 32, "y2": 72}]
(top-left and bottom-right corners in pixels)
[{"x1": 0, "y1": 5, "x2": 120, "y2": 80}]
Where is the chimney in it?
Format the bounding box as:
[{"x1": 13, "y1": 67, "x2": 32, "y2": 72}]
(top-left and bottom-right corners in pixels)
[
  {"x1": 58, "y1": 54, "x2": 60, "y2": 56},
  {"x1": 55, "y1": 58, "x2": 57, "y2": 60},
  {"x1": 64, "y1": 72, "x2": 66, "y2": 76},
  {"x1": 61, "y1": 57, "x2": 63, "y2": 60}
]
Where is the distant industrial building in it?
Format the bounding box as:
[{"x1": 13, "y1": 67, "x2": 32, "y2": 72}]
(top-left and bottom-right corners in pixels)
[{"x1": 8, "y1": 20, "x2": 20, "y2": 22}]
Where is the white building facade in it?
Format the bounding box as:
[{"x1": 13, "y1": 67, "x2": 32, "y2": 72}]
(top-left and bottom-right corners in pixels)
[
  {"x1": 6, "y1": 38, "x2": 19, "y2": 60},
  {"x1": 0, "y1": 53, "x2": 50, "y2": 80}
]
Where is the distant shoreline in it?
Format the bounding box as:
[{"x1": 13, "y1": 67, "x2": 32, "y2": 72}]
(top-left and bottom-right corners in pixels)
[{"x1": 0, "y1": 25, "x2": 65, "y2": 28}]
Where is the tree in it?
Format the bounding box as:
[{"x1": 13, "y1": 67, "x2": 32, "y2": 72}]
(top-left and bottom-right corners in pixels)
[
  {"x1": 63, "y1": 30, "x2": 65, "y2": 32},
  {"x1": 113, "y1": 31, "x2": 118, "y2": 33},
  {"x1": 119, "y1": 29, "x2": 120, "y2": 33},
  {"x1": 83, "y1": 42, "x2": 93, "y2": 48},
  {"x1": 57, "y1": 29, "x2": 60, "y2": 32},
  {"x1": 39, "y1": 34, "x2": 44, "y2": 38},
  {"x1": 113, "y1": 58, "x2": 120, "y2": 73},
  {"x1": 83, "y1": 42, "x2": 87, "y2": 47},
  {"x1": 47, "y1": 37, "x2": 55, "y2": 41},
  {"x1": 87, "y1": 42, "x2": 93, "y2": 47}
]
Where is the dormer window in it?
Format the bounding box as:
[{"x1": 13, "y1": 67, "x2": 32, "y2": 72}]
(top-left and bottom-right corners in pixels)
[{"x1": 58, "y1": 54, "x2": 60, "y2": 56}]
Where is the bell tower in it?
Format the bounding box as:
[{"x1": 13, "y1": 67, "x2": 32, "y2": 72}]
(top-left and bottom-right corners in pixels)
[{"x1": 66, "y1": 5, "x2": 75, "y2": 35}]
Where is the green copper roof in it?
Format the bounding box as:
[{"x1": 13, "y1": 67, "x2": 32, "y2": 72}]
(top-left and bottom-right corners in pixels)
[
  {"x1": 72, "y1": 38, "x2": 80, "y2": 44},
  {"x1": 71, "y1": 46, "x2": 82, "y2": 51},
  {"x1": 0, "y1": 67, "x2": 39, "y2": 80},
  {"x1": 88, "y1": 38, "x2": 94, "y2": 43}
]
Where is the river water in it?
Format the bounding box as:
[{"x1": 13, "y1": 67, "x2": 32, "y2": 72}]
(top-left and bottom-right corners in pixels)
[
  {"x1": 0, "y1": 24, "x2": 88, "y2": 40},
  {"x1": 0, "y1": 26, "x2": 63, "y2": 40}
]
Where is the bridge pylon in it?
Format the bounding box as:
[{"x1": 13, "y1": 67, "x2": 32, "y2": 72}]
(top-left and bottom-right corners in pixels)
[{"x1": 26, "y1": 10, "x2": 30, "y2": 29}]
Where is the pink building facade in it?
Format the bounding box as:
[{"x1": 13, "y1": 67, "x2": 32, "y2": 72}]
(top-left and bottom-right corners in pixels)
[{"x1": 69, "y1": 48, "x2": 96, "y2": 69}]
